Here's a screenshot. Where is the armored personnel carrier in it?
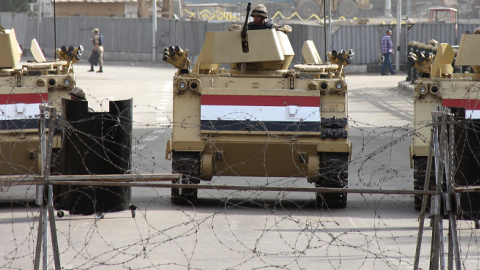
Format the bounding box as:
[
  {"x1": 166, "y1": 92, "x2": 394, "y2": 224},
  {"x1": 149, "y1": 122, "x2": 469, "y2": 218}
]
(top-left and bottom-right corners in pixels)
[
  {"x1": 163, "y1": 7, "x2": 353, "y2": 207},
  {"x1": 410, "y1": 33, "x2": 480, "y2": 210},
  {"x1": 0, "y1": 26, "x2": 82, "y2": 175}
]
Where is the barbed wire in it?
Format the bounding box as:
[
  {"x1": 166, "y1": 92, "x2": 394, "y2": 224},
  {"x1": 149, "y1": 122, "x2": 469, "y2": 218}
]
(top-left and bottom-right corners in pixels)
[{"x1": 2, "y1": 90, "x2": 480, "y2": 269}]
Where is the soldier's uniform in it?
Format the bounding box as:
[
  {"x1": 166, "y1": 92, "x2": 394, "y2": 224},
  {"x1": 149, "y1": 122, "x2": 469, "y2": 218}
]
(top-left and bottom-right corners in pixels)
[
  {"x1": 88, "y1": 28, "x2": 104, "y2": 73},
  {"x1": 229, "y1": 4, "x2": 292, "y2": 33}
]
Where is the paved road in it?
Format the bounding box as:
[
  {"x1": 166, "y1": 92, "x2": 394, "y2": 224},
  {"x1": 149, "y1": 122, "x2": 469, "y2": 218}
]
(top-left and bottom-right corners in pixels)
[{"x1": 2, "y1": 63, "x2": 479, "y2": 269}]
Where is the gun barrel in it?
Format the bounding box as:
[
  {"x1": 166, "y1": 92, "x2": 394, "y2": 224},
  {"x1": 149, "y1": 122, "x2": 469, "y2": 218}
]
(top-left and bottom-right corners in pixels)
[{"x1": 241, "y1": 2, "x2": 251, "y2": 40}]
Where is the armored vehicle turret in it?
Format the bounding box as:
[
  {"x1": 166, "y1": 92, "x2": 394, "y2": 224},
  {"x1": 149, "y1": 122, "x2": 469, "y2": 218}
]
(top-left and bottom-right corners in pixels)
[
  {"x1": 0, "y1": 26, "x2": 82, "y2": 175},
  {"x1": 163, "y1": 7, "x2": 353, "y2": 207}
]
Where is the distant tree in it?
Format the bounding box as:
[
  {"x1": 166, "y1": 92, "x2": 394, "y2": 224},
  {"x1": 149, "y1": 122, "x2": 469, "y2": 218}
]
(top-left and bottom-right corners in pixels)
[{"x1": 0, "y1": 0, "x2": 35, "y2": 13}]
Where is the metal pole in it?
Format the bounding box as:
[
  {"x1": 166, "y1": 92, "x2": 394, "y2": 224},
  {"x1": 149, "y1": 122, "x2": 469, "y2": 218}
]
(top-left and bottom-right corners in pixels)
[
  {"x1": 39, "y1": 111, "x2": 48, "y2": 270},
  {"x1": 45, "y1": 107, "x2": 61, "y2": 270},
  {"x1": 53, "y1": 0, "x2": 56, "y2": 60},
  {"x1": 396, "y1": 0, "x2": 401, "y2": 72},
  {"x1": 447, "y1": 114, "x2": 461, "y2": 270},
  {"x1": 33, "y1": 205, "x2": 43, "y2": 270},
  {"x1": 328, "y1": 0, "x2": 332, "y2": 55},
  {"x1": 152, "y1": 0, "x2": 157, "y2": 62},
  {"x1": 414, "y1": 130, "x2": 435, "y2": 270},
  {"x1": 37, "y1": 0, "x2": 42, "y2": 39},
  {"x1": 323, "y1": 0, "x2": 327, "y2": 62},
  {"x1": 385, "y1": 0, "x2": 392, "y2": 17},
  {"x1": 407, "y1": 0, "x2": 411, "y2": 17}
]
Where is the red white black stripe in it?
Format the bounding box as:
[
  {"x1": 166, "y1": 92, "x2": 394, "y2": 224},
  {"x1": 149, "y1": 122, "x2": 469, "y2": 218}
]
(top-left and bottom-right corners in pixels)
[
  {"x1": 443, "y1": 99, "x2": 480, "y2": 119},
  {"x1": 201, "y1": 95, "x2": 321, "y2": 131},
  {"x1": 0, "y1": 93, "x2": 47, "y2": 130}
]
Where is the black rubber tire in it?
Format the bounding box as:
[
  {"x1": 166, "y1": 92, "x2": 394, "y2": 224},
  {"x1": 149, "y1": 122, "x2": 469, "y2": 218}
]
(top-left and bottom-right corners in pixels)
[
  {"x1": 170, "y1": 152, "x2": 201, "y2": 205},
  {"x1": 171, "y1": 178, "x2": 198, "y2": 205},
  {"x1": 316, "y1": 153, "x2": 349, "y2": 209},
  {"x1": 413, "y1": 157, "x2": 435, "y2": 211},
  {"x1": 57, "y1": 211, "x2": 65, "y2": 218},
  {"x1": 337, "y1": 0, "x2": 359, "y2": 18},
  {"x1": 297, "y1": 0, "x2": 320, "y2": 19}
]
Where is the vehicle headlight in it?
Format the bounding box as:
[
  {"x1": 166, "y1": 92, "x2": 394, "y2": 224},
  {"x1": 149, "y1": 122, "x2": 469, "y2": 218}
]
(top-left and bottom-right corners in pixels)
[
  {"x1": 189, "y1": 79, "x2": 201, "y2": 91},
  {"x1": 36, "y1": 79, "x2": 46, "y2": 87},
  {"x1": 335, "y1": 82, "x2": 343, "y2": 90},
  {"x1": 63, "y1": 78, "x2": 71, "y2": 86},
  {"x1": 418, "y1": 85, "x2": 427, "y2": 95},
  {"x1": 308, "y1": 81, "x2": 318, "y2": 90},
  {"x1": 178, "y1": 80, "x2": 187, "y2": 91},
  {"x1": 48, "y1": 79, "x2": 56, "y2": 86},
  {"x1": 430, "y1": 85, "x2": 439, "y2": 95}
]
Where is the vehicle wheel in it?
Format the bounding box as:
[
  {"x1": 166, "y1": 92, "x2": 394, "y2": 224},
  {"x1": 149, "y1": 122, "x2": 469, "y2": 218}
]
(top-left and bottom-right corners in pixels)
[
  {"x1": 337, "y1": 0, "x2": 359, "y2": 18},
  {"x1": 57, "y1": 211, "x2": 64, "y2": 218},
  {"x1": 171, "y1": 178, "x2": 198, "y2": 205},
  {"x1": 171, "y1": 151, "x2": 202, "y2": 205},
  {"x1": 413, "y1": 157, "x2": 435, "y2": 211},
  {"x1": 316, "y1": 153, "x2": 348, "y2": 209},
  {"x1": 297, "y1": 0, "x2": 320, "y2": 19}
]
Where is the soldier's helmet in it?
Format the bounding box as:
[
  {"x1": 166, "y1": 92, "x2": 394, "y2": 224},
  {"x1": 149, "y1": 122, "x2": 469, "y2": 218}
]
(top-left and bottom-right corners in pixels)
[
  {"x1": 251, "y1": 4, "x2": 268, "y2": 18},
  {"x1": 68, "y1": 87, "x2": 87, "y2": 101}
]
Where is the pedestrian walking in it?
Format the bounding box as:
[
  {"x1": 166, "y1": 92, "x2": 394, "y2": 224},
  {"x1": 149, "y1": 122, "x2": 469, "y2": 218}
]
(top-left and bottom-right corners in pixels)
[
  {"x1": 381, "y1": 30, "x2": 396, "y2": 76},
  {"x1": 88, "y1": 28, "x2": 104, "y2": 73}
]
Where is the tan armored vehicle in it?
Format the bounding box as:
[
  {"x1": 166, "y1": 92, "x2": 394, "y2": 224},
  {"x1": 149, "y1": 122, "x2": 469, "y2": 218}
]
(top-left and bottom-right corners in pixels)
[
  {"x1": 410, "y1": 33, "x2": 480, "y2": 210},
  {"x1": 0, "y1": 26, "x2": 81, "y2": 175},
  {"x1": 163, "y1": 8, "x2": 353, "y2": 207}
]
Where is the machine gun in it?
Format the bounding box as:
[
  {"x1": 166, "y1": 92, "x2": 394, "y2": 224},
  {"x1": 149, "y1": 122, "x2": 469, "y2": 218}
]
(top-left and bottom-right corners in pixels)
[
  {"x1": 409, "y1": 51, "x2": 434, "y2": 77},
  {"x1": 56, "y1": 45, "x2": 83, "y2": 65},
  {"x1": 327, "y1": 49, "x2": 354, "y2": 66},
  {"x1": 162, "y1": 45, "x2": 190, "y2": 74},
  {"x1": 327, "y1": 49, "x2": 354, "y2": 77},
  {"x1": 241, "y1": 2, "x2": 251, "y2": 53}
]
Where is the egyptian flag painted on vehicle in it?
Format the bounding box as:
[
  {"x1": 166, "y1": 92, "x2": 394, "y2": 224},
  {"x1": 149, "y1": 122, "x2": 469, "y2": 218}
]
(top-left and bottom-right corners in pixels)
[
  {"x1": 0, "y1": 92, "x2": 47, "y2": 130},
  {"x1": 201, "y1": 95, "x2": 321, "y2": 132},
  {"x1": 443, "y1": 99, "x2": 480, "y2": 119}
]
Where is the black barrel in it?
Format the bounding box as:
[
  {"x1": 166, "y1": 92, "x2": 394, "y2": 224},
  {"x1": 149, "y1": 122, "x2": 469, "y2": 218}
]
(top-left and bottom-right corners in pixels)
[{"x1": 54, "y1": 98, "x2": 133, "y2": 215}]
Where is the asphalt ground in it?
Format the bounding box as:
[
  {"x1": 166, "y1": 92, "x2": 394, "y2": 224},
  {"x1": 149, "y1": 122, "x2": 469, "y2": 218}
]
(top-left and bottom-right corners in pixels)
[{"x1": 2, "y1": 62, "x2": 479, "y2": 269}]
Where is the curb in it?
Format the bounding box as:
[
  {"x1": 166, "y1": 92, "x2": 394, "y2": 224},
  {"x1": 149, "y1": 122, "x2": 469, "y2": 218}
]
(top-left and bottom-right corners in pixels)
[{"x1": 398, "y1": 80, "x2": 414, "y2": 94}]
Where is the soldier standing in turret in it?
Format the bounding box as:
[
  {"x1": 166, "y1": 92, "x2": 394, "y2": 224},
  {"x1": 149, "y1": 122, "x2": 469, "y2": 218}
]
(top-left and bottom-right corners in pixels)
[
  {"x1": 248, "y1": 4, "x2": 273, "y2": 30},
  {"x1": 88, "y1": 28, "x2": 104, "y2": 73},
  {"x1": 229, "y1": 4, "x2": 292, "y2": 33}
]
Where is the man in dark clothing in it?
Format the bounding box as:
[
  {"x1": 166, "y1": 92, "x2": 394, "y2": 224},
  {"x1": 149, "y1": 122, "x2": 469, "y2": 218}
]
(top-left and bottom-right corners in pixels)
[
  {"x1": 248, "y1": 4, "x2": 273, "y2": 30},
  {"x1": 88, "y1": 28, "x2": 104, "y2": 73},
  {"x1": 244, "y1": 4, "x2": 292, "y2": 33}
]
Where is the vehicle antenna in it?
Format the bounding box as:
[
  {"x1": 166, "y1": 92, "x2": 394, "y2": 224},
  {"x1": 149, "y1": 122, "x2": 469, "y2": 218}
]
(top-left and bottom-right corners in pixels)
[
  {"x1": 54, "y1": 0, "x2": 57, "y2": 60},
  {"x1": 324, "y1": 0, "x2": 327, "y2": 62}
]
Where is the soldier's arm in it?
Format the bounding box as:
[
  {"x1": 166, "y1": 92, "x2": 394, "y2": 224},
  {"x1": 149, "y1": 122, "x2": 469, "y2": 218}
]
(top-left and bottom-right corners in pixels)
[
  {"x1": 94, "y1": 35, "x2": 99, "y2": 51},
  {"x1": 273, "y1": 24, "x2": 292, "y2": 34}
]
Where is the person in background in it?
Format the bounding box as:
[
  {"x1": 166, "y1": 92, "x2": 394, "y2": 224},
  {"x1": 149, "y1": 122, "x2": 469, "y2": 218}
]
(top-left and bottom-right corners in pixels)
[
  {"x1": 381, "y1": 30, "x2": 396, "y2": 76},
  {"x1": 88, "y1": 28, "x2": 104, "y2": 73}
]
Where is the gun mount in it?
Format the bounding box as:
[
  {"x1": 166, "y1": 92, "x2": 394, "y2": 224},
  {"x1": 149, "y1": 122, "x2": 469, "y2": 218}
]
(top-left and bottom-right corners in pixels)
[
  {"x1": 162, "y1": 46, "x2": 190, "y2": 74},
  {"x1": 57, "y1": 45, "x2": 84, "y2": 65},
  {"x1": 409, "y1": 51, "x2": 435, "y2": 78}
]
